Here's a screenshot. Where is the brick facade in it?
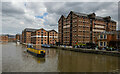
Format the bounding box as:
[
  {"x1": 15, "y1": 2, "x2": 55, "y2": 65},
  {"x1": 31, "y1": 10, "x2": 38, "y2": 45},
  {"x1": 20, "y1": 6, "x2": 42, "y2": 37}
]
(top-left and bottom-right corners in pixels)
[
  {"x1": 48, "y1": 30, "x2": 58, "y2": 45},
  {"x1": 95, "y1": 31, "x2": 120, "y2": 48},
  {"x1": 0, "y1": 35, "x2": 8, "y2": 42},
  {"x1": 31, "y1": 28, "x2": 48, "y2": 45},
  {"x1": 22, "y1": 28, "x2": 37, "y2": 44},
  {"x1": 31, "y1": 28, "x2": 58, "y2": 45},
  {"x1": 58, "y1": 11, "x2": 116, "y2": 46},
  {"x1": 58, "y1": 15, "x2": 65, "y2": 45}
]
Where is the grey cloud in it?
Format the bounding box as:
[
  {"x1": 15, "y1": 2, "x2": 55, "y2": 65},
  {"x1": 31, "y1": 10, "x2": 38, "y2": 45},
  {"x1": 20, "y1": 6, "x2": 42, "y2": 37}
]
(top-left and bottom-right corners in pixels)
[
  {"x1": 44, "y1": 2, "x2": 115, "y2": 15},
  {"x1": 118, "y1": 2, "x2": 120, "y2": 29},
  {"x1": 2, "y1": 2, "x2": 25, "y2": 15},
  {"x1": 44, "y1": 2, "x2": 68, "y2": 15},
  {"x1": 2, "y1": 2, "x2": 38, "y2": 34}
]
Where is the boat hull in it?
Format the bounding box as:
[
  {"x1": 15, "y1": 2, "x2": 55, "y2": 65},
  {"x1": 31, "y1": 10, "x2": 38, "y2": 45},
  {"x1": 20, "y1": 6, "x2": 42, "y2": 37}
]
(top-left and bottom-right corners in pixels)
[
  {"x1": 27, "y1": 50, "x2": 45, "y2": 57},
  {"x1": 41, "y1": 46, "x2": 51, "y2": 48},
  {"x1": 41, "y1": 44, "x2": 51, "y2": 48},
  {"x1": 16, "y1": 42, "x2": 20, "y2": 45}
]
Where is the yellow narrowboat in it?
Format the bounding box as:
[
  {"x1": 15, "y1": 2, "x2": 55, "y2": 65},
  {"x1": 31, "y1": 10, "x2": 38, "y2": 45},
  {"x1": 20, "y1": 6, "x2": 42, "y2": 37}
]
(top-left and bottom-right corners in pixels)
[{"x1": 26, "y1": 44, "x2": 45, "y2": 57}]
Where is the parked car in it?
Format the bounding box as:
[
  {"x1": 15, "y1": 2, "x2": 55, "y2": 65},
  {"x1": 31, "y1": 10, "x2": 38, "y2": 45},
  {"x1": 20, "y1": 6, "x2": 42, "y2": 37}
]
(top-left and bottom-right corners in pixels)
[{"x1": 106, "y1": 47, "x2": 117, "y2": 51}]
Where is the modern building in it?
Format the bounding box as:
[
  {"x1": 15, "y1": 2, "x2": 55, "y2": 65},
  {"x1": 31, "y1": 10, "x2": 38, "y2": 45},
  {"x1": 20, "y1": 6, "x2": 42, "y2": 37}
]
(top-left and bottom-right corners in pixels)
[
  {"x1": 22, "y1": 28, "x2": 37, "y2": 44},
  {"x1": 48, "y1": 30, "x2": 58, "y2": 45},
  {"x1": 58, "y1": 11, "x2": 116, "y2": 46},
  {"x1": 31, "y1": 28, "x2": 49, "y2": 45},
  {"x1": 95, "y1": 31, "x2": 120, "y2": 48},
  {"x1": 0, "y1": 35, "x2": 8, "y2": 42}
]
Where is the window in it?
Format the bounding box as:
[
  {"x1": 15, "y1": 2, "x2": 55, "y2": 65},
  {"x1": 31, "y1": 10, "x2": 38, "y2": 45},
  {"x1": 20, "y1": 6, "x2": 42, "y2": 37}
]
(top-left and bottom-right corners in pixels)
[
  {"x1": 104, "y1": 35, "x2": 107, "y2": 39},
  {"x1": 83, "y1": 17, "x2": 85, "y2": 19},
  {"x1": 41, "y1": 30, "x2": 43, "y2": 34},
  {"x1": 100, "y1": 42, "x2": 103, "y2": 46},
  {"x1": 104, "y1": 42, "x2": 106, "y2": 46},
  {"x1": 100, "y1": 35, "x2": 103, "y2": 39},
  {"x1": 117, "y1": 35, "x2": 120, "y2": 39}
]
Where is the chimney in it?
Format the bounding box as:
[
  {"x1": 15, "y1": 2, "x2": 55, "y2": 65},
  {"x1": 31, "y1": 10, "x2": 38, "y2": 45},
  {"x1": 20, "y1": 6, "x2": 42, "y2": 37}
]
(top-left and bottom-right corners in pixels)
[
  {"x1": 88, "y1": 13, "x2": 96, "y2": 19},
  {"x1": 103, "y1": 16, "x2": 111, "y2": 21}
]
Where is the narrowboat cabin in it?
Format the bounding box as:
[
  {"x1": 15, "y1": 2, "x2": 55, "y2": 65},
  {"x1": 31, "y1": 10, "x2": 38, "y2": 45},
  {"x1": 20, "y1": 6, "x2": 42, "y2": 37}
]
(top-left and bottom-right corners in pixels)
[{"x1": 26, "y1": 44, "x2": 45, "y2": 57}]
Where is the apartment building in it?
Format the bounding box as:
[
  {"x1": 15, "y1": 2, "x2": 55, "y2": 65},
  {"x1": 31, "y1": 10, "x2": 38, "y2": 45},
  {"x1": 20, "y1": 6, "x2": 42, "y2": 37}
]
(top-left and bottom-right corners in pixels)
[
  {"x1": 95, "y1": 31, "x2": 120, "y2": 48},
  {"x1": 22, "y1": 28, "x2": 37, "y2": 44},
  {"x1": 31, "y1": 28, "x2": 58, "y2": 45},
  {"x1": 48, "y1": 30, "x2": 58, "y2": 45},
  {"x1": 58, "y1": 11, "x2": 116, "y2": 46},
  {"x1": 0, "y1": 35, "x2": 8, "y2": 42},
  {"x1": 31, "y1": 28, "x2": 48, "y2": 45},
  {"x1": 58, "y1": 15, "x2": 66, "y2": 45}
]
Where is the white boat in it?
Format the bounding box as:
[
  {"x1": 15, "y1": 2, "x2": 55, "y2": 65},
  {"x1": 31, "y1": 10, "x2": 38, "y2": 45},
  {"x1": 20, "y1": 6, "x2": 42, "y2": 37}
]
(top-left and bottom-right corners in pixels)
[{"x1": 16, "y1": 40, "x2": 20, "y2": 45}]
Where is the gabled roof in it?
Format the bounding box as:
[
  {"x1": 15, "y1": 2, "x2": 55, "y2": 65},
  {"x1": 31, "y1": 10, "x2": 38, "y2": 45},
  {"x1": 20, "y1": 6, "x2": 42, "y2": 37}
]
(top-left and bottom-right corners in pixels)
[
  {"x1": 34, "y1": 28, "x2": 47, "y2": 32},
  {"x1": 72, "y1": 11, "x2": 88, "y2": 17},
  {"x1": 48, "y1": 29, "x2": 57, "y2": 33},
  {"x1": 65, "y1": 11, "x2": 116, "y2": 23},
  {"x1": 24, "y1": 28, "x2": 37, "y2": 32},
  {"x1": 95, "y1": 16, "x2": 104, "y2": 20},
  {"x1": 58, "y1": 15, "x2": 66, "y2": 22}
]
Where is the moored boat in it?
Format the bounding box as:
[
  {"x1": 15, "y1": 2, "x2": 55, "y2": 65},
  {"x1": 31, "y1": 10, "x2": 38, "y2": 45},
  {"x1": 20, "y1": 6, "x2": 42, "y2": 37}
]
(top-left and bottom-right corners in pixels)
[
  {"x1": 16, "y1": 40, "x2": 20, "y2": 45},
  {"x1": 26, "y1": 44, "x2": 45, "y2": 57},
  {"x1": 41, "y1": 44, "x2": 51, "y2": 48}
]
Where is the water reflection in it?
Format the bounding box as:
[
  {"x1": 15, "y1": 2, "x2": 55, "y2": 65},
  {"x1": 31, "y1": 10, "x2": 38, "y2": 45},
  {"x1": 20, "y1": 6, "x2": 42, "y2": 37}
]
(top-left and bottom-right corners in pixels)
[
  {"x1": 0, "y1": 42, "x2": 8, "y2": 44},
  {"x1": 33, "y1": 45, "x2": 42, "y2": 49},
  {"x1": 2, "y1": 42, "x2": 120, "y2": 72},
  {"x1": 57, "y1": 50, "x2": 119, "y2": 72},
  {"x1": 33, "y1": 57, "x2": 45, "y2": 63}
]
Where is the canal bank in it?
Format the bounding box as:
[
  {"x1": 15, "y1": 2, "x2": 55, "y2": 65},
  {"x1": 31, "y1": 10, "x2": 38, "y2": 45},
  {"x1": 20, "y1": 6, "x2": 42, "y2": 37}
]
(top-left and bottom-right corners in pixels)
[
  {"x1": 49, "y1": 46, "x2": 120, "y2": 57},
  {"x1": 22, "y1": 43, "x2": 120, "y2": 57}
]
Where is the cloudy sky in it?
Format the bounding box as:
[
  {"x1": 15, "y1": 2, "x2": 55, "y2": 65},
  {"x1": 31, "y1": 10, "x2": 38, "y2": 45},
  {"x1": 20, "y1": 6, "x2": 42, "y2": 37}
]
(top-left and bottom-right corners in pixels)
[{"x1": 1, "y1": 1, "x2": 119, "y2": 35}]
